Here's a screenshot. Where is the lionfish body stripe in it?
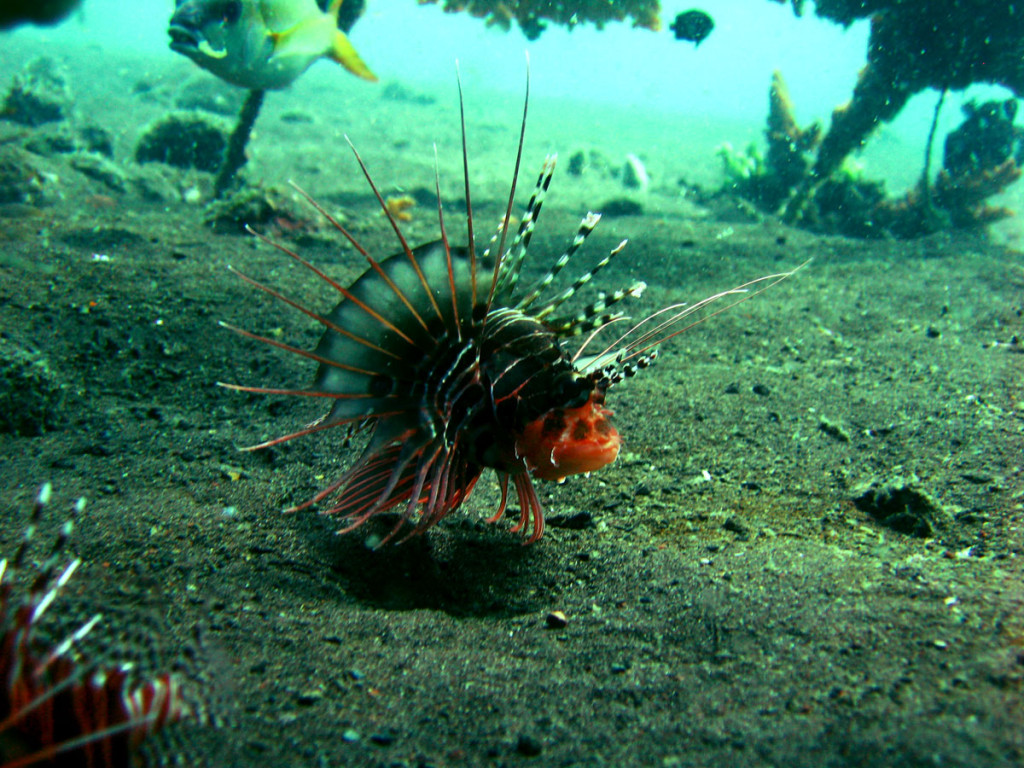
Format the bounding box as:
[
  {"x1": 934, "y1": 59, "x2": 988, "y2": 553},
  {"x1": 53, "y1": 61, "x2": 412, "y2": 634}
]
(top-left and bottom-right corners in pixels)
[{"x1": 225, "y1": 77, "x2": 800, "y2": 545}]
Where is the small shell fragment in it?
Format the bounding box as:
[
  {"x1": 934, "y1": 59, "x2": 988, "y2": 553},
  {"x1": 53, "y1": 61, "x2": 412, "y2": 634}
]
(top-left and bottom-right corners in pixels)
[{"x1": 623, "y1": 153, "x2": 649, "y2": 191}]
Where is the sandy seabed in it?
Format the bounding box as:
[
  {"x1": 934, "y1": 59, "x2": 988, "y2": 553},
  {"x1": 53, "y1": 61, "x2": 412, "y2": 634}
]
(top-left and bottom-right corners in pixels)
[{"x1": 0, "y1": 33, "x2": 1022, "y2": 768}]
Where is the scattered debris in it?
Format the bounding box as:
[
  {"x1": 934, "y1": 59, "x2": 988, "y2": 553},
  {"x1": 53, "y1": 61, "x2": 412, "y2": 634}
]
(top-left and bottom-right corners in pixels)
[
  {"x1": 204, "y1": 184, "x2": 322, "y2": 237},
  {"x1": 384, "y1": 194, "x2": 416, "y2": 222}
]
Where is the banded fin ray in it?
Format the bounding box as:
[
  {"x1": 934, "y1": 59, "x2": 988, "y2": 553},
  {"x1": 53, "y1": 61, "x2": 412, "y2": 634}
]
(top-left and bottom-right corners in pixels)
[{"x1": 489, "y1": 156, "x2": 555, "y2": 299}]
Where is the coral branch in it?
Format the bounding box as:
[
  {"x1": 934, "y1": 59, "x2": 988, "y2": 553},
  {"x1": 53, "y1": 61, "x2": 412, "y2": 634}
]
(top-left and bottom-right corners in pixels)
[
  {"x1": 417, "y1": 0, "x2": 660, "y2": 38},
  {"x1": 776, "y1": 0, "x2": 1024, "y2": 223}
]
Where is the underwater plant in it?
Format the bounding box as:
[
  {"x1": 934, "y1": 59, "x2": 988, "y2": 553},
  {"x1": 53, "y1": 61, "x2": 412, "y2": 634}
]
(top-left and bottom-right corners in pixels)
[
  {"x1": 0, "y1": 484, "x2": 189, "y2": 767},
  {"x1": 221, "y1": 74, "x2": 800, "y2": 545},
  {"x1": 772, "y1": 0, "x2": 1024, "y2": 224},
  {"x1": 721, "y1": 68, "x2": 1024, "y2": 238}
]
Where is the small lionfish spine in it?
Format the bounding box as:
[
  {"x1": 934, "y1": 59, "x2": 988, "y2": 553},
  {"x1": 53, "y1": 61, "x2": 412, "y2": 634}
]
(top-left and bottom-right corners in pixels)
[
  {"x1": 0, "y1": 484, "x2": 191, "y2": 767},
  {"x1": 516, "y1": 211, "x2": 602, "y2": 310},
  {"x1": 491, "y1": 154, "x2": 556, "y2": 296}
]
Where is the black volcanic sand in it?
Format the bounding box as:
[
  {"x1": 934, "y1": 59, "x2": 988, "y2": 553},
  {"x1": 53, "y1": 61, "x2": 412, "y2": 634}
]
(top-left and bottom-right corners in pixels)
[{"x1": 1, "y1": 36, "x2": 1022, "y2": 768}]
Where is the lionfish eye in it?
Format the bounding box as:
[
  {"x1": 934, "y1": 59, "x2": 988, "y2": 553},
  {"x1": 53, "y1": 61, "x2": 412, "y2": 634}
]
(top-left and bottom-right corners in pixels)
[{"x1": 558, "y1": 377, "x2": 591, "y2": 408}]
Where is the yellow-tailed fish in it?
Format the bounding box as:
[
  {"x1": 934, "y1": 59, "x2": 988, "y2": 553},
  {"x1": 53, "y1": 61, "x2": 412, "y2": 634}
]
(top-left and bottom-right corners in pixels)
[{"x1": 169, "y1": 0, "x2": 376, "y2": 90}]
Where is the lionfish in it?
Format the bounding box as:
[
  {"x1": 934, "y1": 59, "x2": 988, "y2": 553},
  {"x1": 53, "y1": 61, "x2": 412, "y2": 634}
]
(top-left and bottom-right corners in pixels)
[
  {"x1": 222, "y1": 74, "x2": 798, "y2": 544},
  {"x1": 0, "y1": 484, "x2": 188, "y2": 767}
]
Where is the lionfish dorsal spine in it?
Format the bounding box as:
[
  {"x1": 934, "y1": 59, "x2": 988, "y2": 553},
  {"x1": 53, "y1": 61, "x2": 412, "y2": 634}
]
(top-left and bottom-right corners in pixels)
[
  {"x1": 430, "y1": 144, "x2": 464, "y2": 341},
  {"x1": 345, "y1": 137, "x2": 455, "y2": 336},
  {"x1": 517, "y1": 210, "x2": 603, "y2": 312},
  {"x1": 491, "y1": 154, "x2": 556, "y2": 298},
  {"x1": 481, "y1": 58, "x2": 532, "y2": 316},
  {"x1": 548, "y1": 277, "x2": 647, "y2": 337},
  {"x1": 34, "y1": 609, "x2": 100, "y2": 673},
  {"x1": 223, "y1": 262, "x2": 408, "y2": 363}
]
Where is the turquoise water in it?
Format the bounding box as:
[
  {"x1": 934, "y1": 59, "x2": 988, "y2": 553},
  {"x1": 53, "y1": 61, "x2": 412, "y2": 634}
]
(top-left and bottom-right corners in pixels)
[
  {"x1": 10, "y1": 0, "x2": 1020, "y2": 218},
  {"x1": 2, "y1": 3, "x2": 1023, "y2": 766}
]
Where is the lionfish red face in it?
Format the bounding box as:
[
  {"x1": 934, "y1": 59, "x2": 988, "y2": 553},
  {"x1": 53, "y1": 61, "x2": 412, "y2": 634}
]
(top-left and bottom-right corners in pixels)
[
  {"x1": 0, "y1": 484, "x2": 189, "y2": 767},
  {"x1": 221, "y1": 75, "x2": 800, "y2": 545}
]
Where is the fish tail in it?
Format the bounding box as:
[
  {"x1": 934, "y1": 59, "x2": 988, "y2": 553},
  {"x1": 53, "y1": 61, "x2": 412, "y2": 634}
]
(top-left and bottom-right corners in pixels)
[{"x1": 330, "y1": 29, "x2": 377, "y2": 82}]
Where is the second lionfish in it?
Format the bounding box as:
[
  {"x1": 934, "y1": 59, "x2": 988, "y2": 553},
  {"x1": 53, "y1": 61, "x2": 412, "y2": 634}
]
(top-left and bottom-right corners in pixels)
[{"x1": 222, "y1": 74, "x2": 799, "y2": 544}]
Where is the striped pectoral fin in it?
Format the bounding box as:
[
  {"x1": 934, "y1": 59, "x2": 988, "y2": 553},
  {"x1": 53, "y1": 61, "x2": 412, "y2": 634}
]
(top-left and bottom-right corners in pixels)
[
  {"x1": 366, "y1": 241, "x2": 487, "y2": 338},
  {"x1": 324, "y1": 425, "x2": 440, "y2": 531}
]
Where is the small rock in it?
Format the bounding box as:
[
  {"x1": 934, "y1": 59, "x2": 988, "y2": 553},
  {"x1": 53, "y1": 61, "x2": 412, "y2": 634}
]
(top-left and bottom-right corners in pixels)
[
  {"x1": 722, "y1": 516, "x2": 749, "y2": 538},
  {"x1": 2, "y1": 57, "x2": 72, "y2": 127},
  {"x1": 203, "y1": 185, "x2": 309, "y2": 235},
  {"x1": 70, "y1": 152, "x2": 127, "y2": 192},
  {"x1": 78, "y1": 125, "x2": 114, "y2": 157},
  {"x1": 516, "y1": 734, "x2": 543, "y2": 757},
  {"x1": 545, "y1": 610, "x2": 568, "y2": 629},
  {"x1": 546, "y1": 510, "x2": 593, "y2": 530},
  {"x1": 622, "y1": 153, "x2": 650, "y2": 191},
  {"x1": 597, "y1": 197, "x2": 643, "y2": 218},
  {"x1": 852, "y1": 478, "x2": 950, "y2": 537},
  {"x1": 0, "y1": 337, "x2": 63, "y2": 436},
  {"x1": 818, "y1": 417, "x2": 851, "y2": 442},
  {"x1": 135, "y1": 110, "x2": 229, "y2": 173},
  {"x1": 0, "y1": 145, "x2": 51, "y2": 205},
  {"x1": 24, "y1": 125, "x2": 77, "y2": 156},
  {"x1": 295, "y1": 688, "x2": 323, "y2": 706},
  {"x1": 567, "y1": 149, "x2": 585, "y2": 176}
]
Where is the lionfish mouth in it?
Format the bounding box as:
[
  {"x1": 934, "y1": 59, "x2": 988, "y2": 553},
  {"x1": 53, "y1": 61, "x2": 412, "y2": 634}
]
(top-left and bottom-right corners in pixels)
[{"x1": 220, "y1": 67, "x2": 802, "y2": 545}]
